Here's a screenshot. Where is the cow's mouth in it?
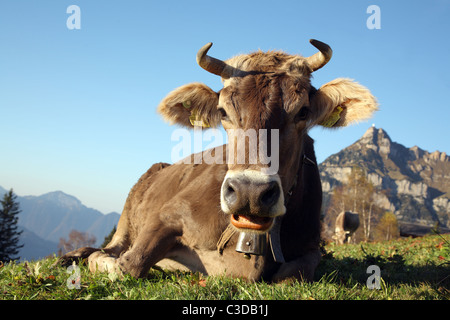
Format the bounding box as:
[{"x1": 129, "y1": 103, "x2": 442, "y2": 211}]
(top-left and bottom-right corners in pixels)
[{"x1": 230, "y1": 214, "x2": 274, "y2": 231}]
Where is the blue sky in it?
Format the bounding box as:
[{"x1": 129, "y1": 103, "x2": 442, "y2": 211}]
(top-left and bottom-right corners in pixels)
[{"x1": 1, "y1": 0, "x2": 449, "y2": 213}]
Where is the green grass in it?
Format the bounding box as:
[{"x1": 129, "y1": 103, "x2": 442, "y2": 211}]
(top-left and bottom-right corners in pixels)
[{"x1": 1, "y1": 234, "x2": 449, "y2": 300}]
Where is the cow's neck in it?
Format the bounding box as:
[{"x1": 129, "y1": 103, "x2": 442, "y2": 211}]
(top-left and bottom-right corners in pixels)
[
  {"x1": 284, "y1": 154, "x2": 317, "y2": 204},
  {"x1": 269, "y1": 150, "x2": 317, "y2": 263}
]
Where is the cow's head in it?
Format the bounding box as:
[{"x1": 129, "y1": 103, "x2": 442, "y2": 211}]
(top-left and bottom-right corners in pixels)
[{"x1": 158, "y1": 40, "x2": 378, "y2": 233}]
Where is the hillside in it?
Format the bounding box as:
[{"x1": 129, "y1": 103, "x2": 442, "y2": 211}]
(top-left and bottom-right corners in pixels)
[
  {"x1": 18, "y1": 191, "x2": 120, "y2": 245},
  {"x1": 319, "y1": 126, "x2": 450, "y2": 229},
  {"x1": 0, "y1": 187, "x2": 120, "y2": 260},
  {"x1": 18, "y1": 226, "x2": 58, "y2": 260}
]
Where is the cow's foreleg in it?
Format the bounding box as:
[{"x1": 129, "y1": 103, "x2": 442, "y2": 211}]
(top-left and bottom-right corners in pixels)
[
  {"x1": 88, "y1": 251, "x2": 123, "y2": 274},
  {"x1": 58, "y1": 247, "x2": 101, "y2": 266},
  {"x1": 117, "y1": 226, "x2": 179, "y2": 278},
  {"x1": 271, "y1": 249, "x2": 321, "y2": 282},
  {"x1": 58, "y1": 246, "x2": 123, "y2": 269},
  {"x1": 58, "y1": 239, "x2": 127, "y2": 274},
  {"x1": 86, "y1": 225, "x2": 130, "y2": 274}
]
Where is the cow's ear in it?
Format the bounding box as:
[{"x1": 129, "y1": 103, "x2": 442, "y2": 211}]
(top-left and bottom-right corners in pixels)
[
  {"x1": 157, "y1": 82, "x2": 221, "y2": 128},
  {"x1": 310, "y1": 78, "x2": 378, "y2": 128}
]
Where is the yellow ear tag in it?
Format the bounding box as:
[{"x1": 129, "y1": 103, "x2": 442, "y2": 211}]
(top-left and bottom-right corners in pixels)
[
  {"x1": 320, "y1": 106, "x2": 343, "y2": 127},
  {"x1": 182, "y1": 100, "x2": 191, "y2": 109},
  {"x1": 189, "y1": 111, "x2": 210, "y2": 128}
]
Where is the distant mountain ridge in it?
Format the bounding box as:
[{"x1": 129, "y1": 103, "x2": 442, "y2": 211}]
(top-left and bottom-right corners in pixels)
[
  {"x1": 319, "y1": 126, "x2": 450, "y2": 228},
  {"x1": 0, "y1": 187, "x2": 120, "y2": 260}
]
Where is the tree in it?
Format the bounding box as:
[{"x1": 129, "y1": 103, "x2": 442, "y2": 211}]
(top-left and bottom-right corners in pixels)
[
  {"x1": 324, "y1": 166, "x2": 381, "y2": 242},
  {"x1": 0, "y1": 189, "x2": 23, "y2": 261},
  {"x1": 346, "y1": 166, "x2": 377, "y2": 241},
  {"x1": 374, "y1": 212, "x2": 400, "y2": 241},
  {"x1": 58, "y1": 230, "x2": 96, "y2": 255}
]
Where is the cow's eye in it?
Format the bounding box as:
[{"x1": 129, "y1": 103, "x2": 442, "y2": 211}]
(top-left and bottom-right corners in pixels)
[
  {"x1": 295, "y1": 107, "x2": 310, "y2": 122},
  {"x1": 218, "y1": 108, "x2": 229, "y2": 121}
]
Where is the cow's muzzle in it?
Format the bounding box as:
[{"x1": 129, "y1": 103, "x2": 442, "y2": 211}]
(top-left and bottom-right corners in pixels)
[{"x1": 220, "y1": 170, "x2": 286, "y2": 232}]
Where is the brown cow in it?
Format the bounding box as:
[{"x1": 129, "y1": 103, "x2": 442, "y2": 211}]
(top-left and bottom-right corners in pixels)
[
  {"x1": 59, "y1": 40, "x2": 377, "y2": 282},
  {"x1": 333, "y1": 211, "x2": 360, "y2": 244}
]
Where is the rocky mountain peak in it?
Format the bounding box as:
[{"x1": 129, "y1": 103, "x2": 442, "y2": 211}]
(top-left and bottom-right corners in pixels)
[
  {"x1": 34, "y1": 191, "x2": 83, "y2": 209},
  {"x1": 319, "y1": 126, "x2": 450, "y2": 229},
  {"x1": 359, "y1": 126, "x2": 392, "y2": 154}
]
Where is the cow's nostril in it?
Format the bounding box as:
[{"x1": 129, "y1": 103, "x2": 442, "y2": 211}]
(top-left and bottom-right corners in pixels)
[
  {"x1": 223, "y1": 179, "x2": 238, "y2": 206},
  {"x1": 260, "y1": 181, "x2": 280, "y2": 208}
]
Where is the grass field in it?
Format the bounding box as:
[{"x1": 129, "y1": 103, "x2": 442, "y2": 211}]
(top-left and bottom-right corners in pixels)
[{"x1": 1, "y1": 234, "x2": 449, "y2": 300}]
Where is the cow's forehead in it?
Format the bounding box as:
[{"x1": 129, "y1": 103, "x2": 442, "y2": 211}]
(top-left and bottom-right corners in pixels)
[
  {"x1": 219, "y1": 77, "x2": 311, "y2": 132},
  {"x1": 219, "y1": 52, "x2": 313, "y2": 115},
  {"x1": 221, "y1": 51, "x2": 312, "y2": 87}
]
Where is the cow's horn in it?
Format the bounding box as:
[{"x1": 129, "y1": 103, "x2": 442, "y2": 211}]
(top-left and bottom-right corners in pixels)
[
  {"x1": 305, "y1": 39, "x2": 333, "y2": 72},
  {"x1": 196, "y1": 42, "x2": 232, "y2": 79}
]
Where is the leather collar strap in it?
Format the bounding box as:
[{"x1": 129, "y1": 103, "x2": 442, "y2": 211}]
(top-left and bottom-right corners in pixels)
[{"x1": 217, "y1": 224, "x2": 236, "y2": 255}]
